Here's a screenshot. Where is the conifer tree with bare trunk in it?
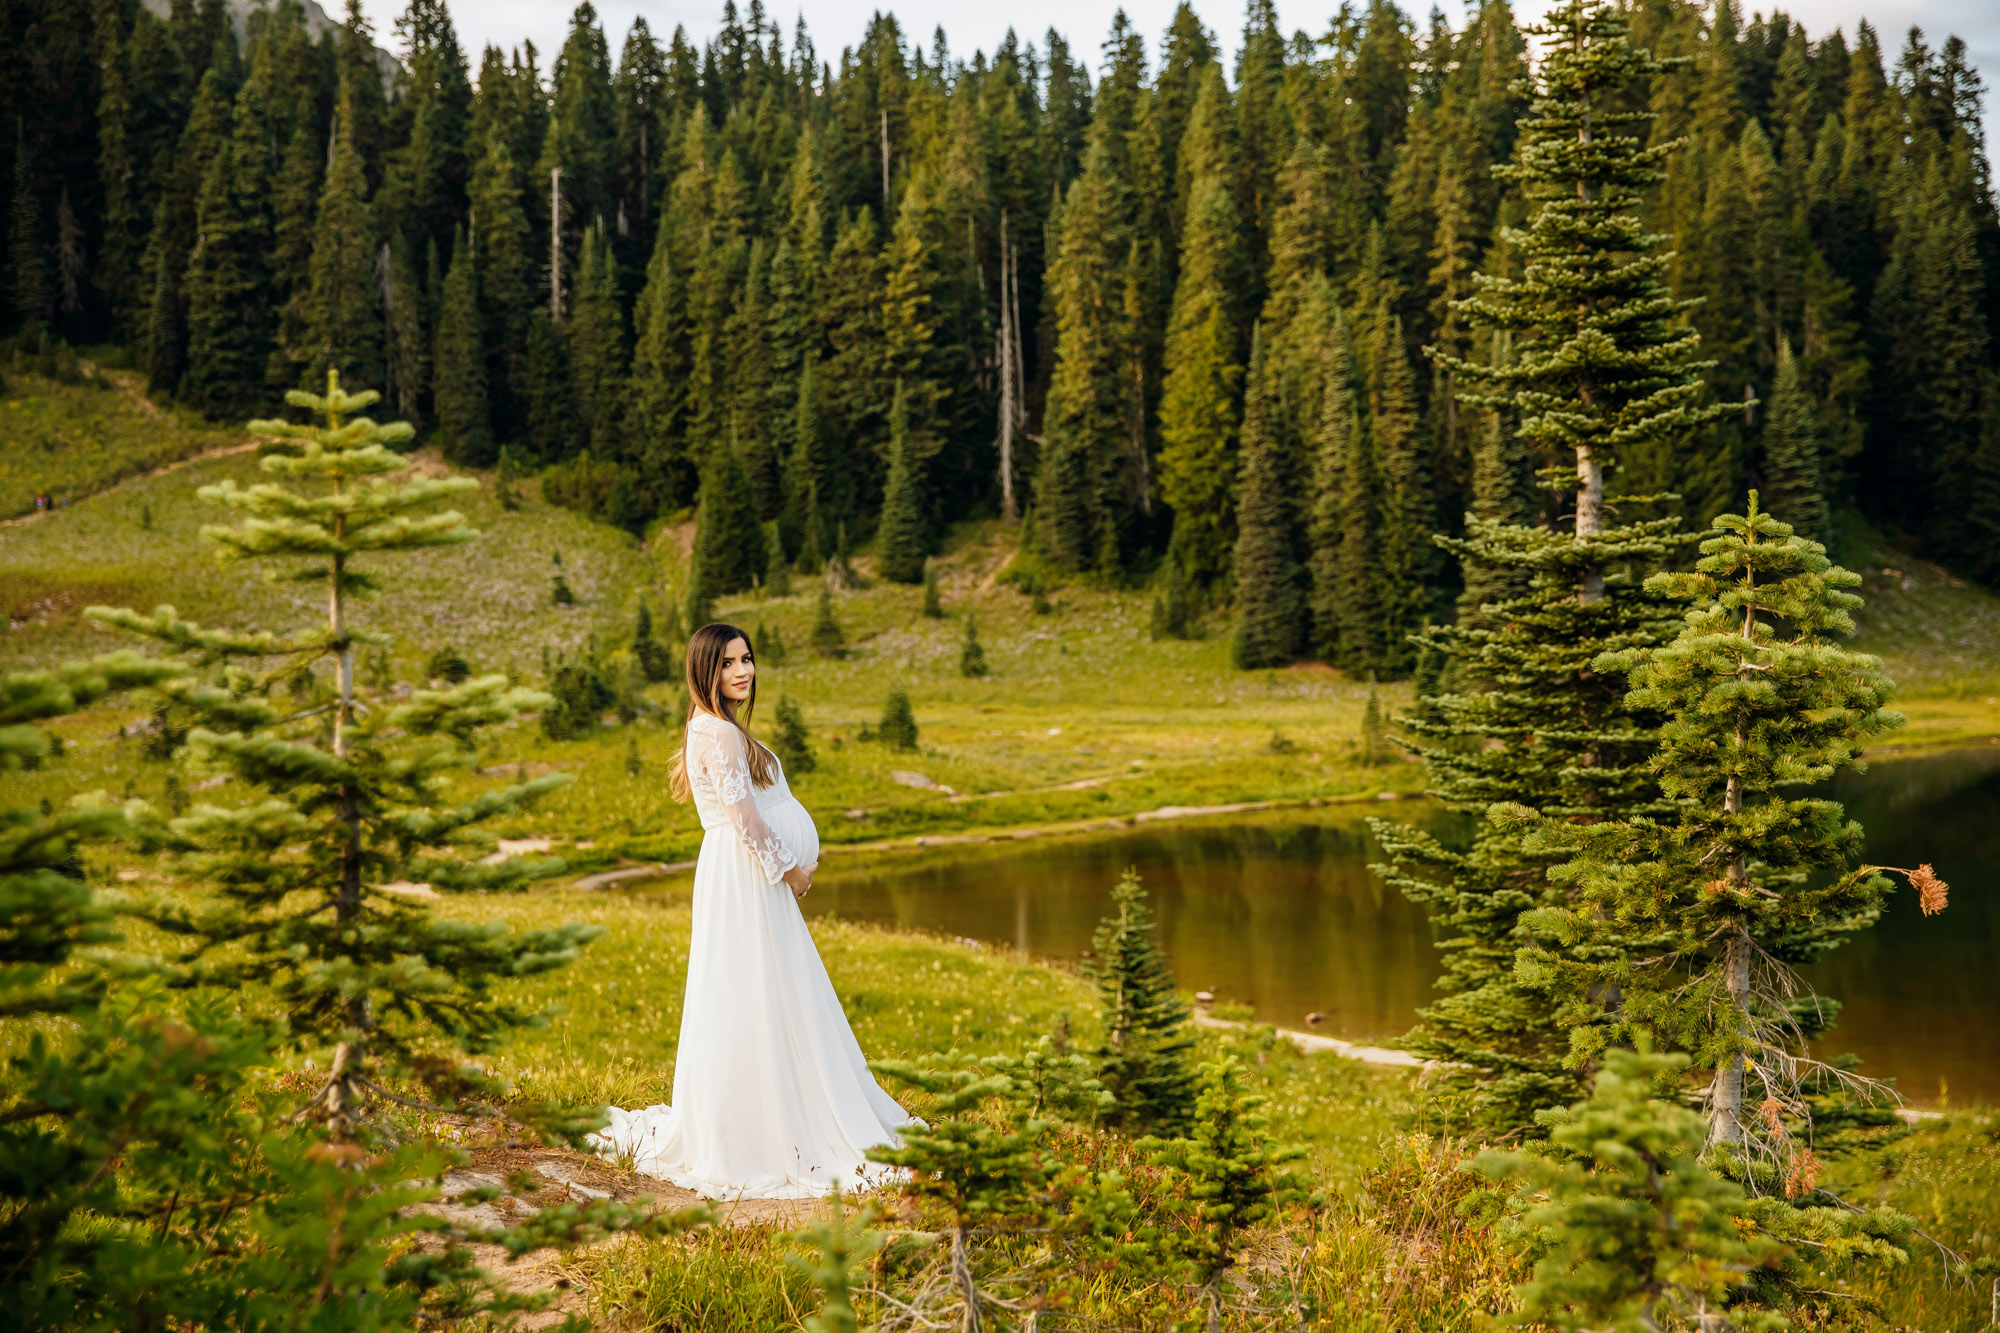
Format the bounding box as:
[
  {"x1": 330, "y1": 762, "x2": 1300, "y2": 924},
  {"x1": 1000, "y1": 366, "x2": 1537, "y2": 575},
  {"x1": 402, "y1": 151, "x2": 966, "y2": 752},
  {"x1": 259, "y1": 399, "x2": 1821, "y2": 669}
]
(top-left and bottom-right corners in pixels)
[
  {"x1": 1373, "y1": 0, "x2": 1735, "y2": 1131},
  {"x1": 89, "y1": 372, "x2": 595, "y2": 1139},
  {"x1": 1517, "y1": 495, "x2": 1943, "y2": 1161},
  {"x1": 1502, "y1": 495, "x2": 1935, "y2": 1314}
]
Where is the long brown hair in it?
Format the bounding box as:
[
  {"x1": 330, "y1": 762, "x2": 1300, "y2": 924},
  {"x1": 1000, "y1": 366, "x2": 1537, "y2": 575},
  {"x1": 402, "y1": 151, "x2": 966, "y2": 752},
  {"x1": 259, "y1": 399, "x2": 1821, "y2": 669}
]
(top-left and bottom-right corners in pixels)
[{"x1": 668, "y1": 622, "x2": 778, "y2": 802}]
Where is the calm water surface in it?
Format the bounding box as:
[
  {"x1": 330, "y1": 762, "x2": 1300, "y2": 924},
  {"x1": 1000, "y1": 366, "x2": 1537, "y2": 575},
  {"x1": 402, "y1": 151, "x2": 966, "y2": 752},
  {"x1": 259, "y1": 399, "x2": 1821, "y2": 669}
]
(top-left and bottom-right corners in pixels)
[{"x1": 795, "y1": 746, "x2": 2000, "y2": 1106}]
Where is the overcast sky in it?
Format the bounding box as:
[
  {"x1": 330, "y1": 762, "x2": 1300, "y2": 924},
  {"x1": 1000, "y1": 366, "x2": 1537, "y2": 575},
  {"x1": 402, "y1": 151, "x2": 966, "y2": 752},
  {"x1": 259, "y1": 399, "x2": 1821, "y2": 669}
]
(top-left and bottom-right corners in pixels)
[{"x1": 357, "y1": 0, "x2": 1996, "y2": 151}]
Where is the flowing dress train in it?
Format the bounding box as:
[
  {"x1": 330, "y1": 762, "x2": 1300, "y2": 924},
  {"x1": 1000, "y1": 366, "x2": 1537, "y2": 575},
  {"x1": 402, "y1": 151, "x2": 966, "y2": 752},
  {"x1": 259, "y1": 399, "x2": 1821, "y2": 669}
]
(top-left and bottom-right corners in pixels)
[{"x1": 588, "y1": 710, "x2": 921, "y2": 1199}]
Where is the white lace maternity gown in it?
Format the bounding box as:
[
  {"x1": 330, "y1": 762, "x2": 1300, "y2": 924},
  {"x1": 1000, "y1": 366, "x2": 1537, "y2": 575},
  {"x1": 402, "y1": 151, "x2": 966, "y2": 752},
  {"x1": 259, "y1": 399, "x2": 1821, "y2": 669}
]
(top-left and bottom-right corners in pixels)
[{"x1": 589, "y1": 710, "x2": 920, "y2": 1199}]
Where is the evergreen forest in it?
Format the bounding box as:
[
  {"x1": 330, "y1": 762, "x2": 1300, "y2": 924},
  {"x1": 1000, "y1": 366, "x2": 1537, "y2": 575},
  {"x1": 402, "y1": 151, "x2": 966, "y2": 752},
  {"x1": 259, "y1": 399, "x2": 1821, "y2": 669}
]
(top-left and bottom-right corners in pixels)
[
  {"x1": 6, "y1": 1, "x2": 2000, "y2": 1327},
  {"x1": 5, "y1": 0, "x2": 1997, "y2": 677}
]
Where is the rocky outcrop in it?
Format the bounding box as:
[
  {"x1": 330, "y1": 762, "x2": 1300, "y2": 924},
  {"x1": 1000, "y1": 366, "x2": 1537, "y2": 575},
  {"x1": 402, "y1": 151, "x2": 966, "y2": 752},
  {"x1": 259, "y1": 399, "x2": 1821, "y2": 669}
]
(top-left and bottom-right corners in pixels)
[{"x1": 137, "y1": 0, "x2": 401, "y2": 88}]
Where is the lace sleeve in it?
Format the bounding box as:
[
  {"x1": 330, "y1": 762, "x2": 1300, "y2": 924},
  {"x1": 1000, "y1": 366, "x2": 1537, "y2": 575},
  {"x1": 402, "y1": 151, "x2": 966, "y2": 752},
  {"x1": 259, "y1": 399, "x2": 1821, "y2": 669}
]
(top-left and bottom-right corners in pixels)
[{"x1": 690, "y1": 720, "x2": 799, "y2": 886}]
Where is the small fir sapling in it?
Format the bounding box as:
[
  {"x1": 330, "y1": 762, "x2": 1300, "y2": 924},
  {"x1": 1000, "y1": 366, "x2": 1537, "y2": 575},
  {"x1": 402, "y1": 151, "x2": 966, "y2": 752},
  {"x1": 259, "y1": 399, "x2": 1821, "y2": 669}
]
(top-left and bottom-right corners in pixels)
[
  {"x1": 1152, "y1": 555, "x2": 1196, "y2": 640},
  {"x1": 880, "y1": 687, "x2": 918, "y2": 751},
  {"x1": 1359, "y1": 672, "x2": 1385, "y2": 765},
  {"x1": 773, "y1": 695, "x2": 816, "y2": 773},
  {"x1": 922, "y1": 562, "x2": 944, "y2": 617},
  {"x1": 764, "y1": 521, "x2": 793, "y2": 596},
  {"x1": 830, "y1": 519, "x2": 862, "y2": 589},
  {"x1": 755, "y1": 617, "x2": 790, "y2": 666},
  {"x1": 495, "y1": 444, "x2": 523, "y2": 510},
  {"x1": 542, "y1": 648, "x2": 616, "y2": 741},
  {"x1": 866, "y1": 1041, "x2": 1126, "y2": 1333},
  {"x1": 811, "y1": 585, "x2": 846, "y2": 657},
  {"x1": 425, "y1": 644, "x2": 471, "y2": 684},
  {"x1": 1084, "y1": 870, "x2": 1197, "y2": 1133},
  {"x1": 982, "y1": 1033, "x2": 1118, "y2": 1123},
  {"x1": 1139, "y1": 1056, "x2": 1312, "y2": 1333},
  {"x1": 612, "y1": 657, "x2": 644, "y2": 724},
  {"x1": 960, "y1": 616, "x2": 989, "y2": 678},
  {"x1": 362, "y1": 645, "x2": 394, "y2": 693},
  {"x1": 685, "y1": 549, "x2": 713, "y2": 628},
  {"x1": 1475, "y1": 1045, "x2": 1789, "y2": 1333},
  {"x1": 866, "y1": 1054, "x2": 1053, "y2": 1333},
  {"x1": 634, "y1": 597, "x2": 676, "y2": 682},
  {"x1": 787, "y1": 1191, "x2": 887, "y2": 1333},
  {"x1": 658, "y1": 596, "x2": 687, "y2": 648},
  {"x1": 86, "y1": 372, "x2": 594, "y2": 1138}
]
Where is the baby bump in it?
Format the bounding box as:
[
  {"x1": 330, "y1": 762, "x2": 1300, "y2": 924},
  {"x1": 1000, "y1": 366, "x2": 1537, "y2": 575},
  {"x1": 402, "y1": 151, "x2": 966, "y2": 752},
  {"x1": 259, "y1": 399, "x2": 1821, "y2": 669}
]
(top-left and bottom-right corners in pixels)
[{"x1": 763, "y1": 794, "x2": 821, "y2": 867}]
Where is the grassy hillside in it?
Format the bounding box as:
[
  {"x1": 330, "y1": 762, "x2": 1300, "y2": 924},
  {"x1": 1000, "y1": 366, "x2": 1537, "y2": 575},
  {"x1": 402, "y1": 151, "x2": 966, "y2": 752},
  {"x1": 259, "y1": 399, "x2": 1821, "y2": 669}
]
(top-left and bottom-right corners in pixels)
[
  {"x1": 2, "y1": 408, "x2": 1427, "y2": 859},
  {"x1": 1, "y1": 438, "x2": 651, "y2": 677},
  {"x1": 0, "y1": 362, "x2": 241, "y2": 519},
  {"x1": 7, "y1": 380, "x2": 2000, "y2": 867},
  {"x1": 1849, "y1": 546, "x2": 2000, "y2": 749},
  {"x1": 36, "y1": 864, "x2": 1986, "y2": 1330}
]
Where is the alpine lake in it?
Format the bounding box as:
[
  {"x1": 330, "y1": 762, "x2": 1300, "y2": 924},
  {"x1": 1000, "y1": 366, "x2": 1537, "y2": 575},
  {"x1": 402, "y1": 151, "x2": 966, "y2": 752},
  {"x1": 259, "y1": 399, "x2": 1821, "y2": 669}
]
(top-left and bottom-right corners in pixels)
[{"x1": 645, "y1": 745, "x2": 2000, "y2": 1106}]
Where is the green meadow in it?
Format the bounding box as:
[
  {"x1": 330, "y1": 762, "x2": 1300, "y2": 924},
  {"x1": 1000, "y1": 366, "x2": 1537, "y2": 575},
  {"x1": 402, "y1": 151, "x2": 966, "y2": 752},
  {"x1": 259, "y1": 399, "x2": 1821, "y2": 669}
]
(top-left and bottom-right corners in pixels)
[
  {"x1": 9, "y1": 365, "x2": 1996, "y2": 862},
  {"x1": 6, "y1": 375, "x2": 1998, "y2": 1329}
]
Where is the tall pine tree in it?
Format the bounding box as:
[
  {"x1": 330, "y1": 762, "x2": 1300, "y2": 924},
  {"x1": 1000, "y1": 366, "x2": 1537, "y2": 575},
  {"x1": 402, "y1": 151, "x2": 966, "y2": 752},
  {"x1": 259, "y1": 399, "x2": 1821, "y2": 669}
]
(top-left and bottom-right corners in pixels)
[
  {"x1": 304, "y1": 92, "x2": 384, "y2": 390},
  {"x1": 433, "y1": 224, "x2": 491, "y2": 464},
  {"x1": 1037, "y1": 137, "x2": 1135, "y2": 573},
  {"x1": 876, "y1": 380, "x2": 928, "y2": 584},
  {"x1": 1306, "y1": 301, "x2": 1379, "y2": 671},
  {"x1": 469, "y1": 104, "x2": 534, "y2": 442},
  {"x1": 628, "y1": 214, "x2": 693, "y2": 508},
  {"x1": 689, "y1": 443, "x2": 769, "y2": 610},
  {"x1": 1373, "y1": 0, "x2": 1735, "y2": 1132},
  {"x1": 181, "y1": 80, "x2": 272, "y2": 416},
  {"x1": 568, "y1": 221, "x2": 629, "y2": 456},
  {"x1": 1157, "y1": 68, "x2": 1248, "y2": 597},
  {"x1": 1758, "y1": 338, "x2": 1831, "y2": 546},
  {"x1": 9, "y1": 124, "x2": 50, "y2": 333},
  {"x1": 1229, "y1": 327, "x2": 1300, "y2": 668}
]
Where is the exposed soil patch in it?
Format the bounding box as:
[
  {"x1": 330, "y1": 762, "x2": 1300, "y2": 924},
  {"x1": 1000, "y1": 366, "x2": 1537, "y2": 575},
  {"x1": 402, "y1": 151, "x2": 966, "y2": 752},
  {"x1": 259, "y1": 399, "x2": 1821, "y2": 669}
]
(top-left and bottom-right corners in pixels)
[
  {"x1": 96, "y1": 366, "x2": 162, "y2": 417},
  {"x1": 414, "y1": 1141, "x2": 833, "y2": 1327}
]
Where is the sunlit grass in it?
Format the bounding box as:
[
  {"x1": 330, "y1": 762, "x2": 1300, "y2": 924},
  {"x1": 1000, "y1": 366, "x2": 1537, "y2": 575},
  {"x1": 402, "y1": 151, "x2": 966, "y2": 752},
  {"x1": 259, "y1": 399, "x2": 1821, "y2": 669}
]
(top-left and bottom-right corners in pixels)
[
  {"x1": 0, "y1": 366, "x2": 239, "y2": 520},
  {"x1": 7, "y1": 382, "x2": 2000, "y2": 1329}
]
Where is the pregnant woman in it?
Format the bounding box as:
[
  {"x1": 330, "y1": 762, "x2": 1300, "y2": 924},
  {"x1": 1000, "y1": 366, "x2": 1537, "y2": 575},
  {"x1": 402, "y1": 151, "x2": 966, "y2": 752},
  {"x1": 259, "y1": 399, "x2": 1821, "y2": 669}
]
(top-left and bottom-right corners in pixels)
[{"x1": 591, "y1": 623, "x2": 921, "y2": 1198}]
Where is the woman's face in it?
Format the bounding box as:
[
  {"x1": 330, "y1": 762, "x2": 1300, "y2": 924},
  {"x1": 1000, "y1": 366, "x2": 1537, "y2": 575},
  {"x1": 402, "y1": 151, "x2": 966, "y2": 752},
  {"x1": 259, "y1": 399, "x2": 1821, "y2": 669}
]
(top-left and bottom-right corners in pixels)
[{"x1": 717, "y1": 637, "x2": 755, "y2": 703}]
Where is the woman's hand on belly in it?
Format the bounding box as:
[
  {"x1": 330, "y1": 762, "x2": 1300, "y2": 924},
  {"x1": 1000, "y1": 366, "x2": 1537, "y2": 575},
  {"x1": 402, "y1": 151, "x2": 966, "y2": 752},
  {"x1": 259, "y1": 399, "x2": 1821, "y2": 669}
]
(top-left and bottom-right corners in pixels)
[{"x1": 783, "y1": 861, "x2": 817, "y2": 899}]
